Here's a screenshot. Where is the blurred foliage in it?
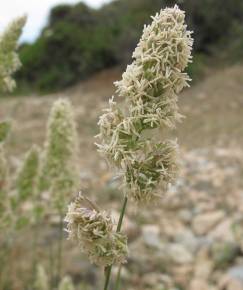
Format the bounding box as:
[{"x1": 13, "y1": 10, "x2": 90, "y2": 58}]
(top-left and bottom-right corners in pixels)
[
  {"x1": 187, "y1": 53, "x2": 208, "y2": 82},
  {"x1": 0, "y1": 120, "x2": 11, "y2": 143},
  {"x1": 16, "y1": 0, "x2": 243, "y2": 92},
  {"x1": 16, "y1": 145, "x2": 39, "y2": 202},
  {"x1": 212, "y1": 242, "x2": 240, "y2": 269}
]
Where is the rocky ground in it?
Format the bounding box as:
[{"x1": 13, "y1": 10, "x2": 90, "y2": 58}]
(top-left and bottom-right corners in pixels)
[
  {"x1": 123, "y1": 146, "x2": 243, "y2": 290},
  {"x1": 0, "y1": 65, "x2": 243, "y2": 290}
]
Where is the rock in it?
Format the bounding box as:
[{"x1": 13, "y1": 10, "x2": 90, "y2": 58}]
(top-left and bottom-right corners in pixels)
[
  {"x1": 194, "y1": 248, "x2": 213, "y2": 279},
  {"x1": 174, "y1": 229, "x2": 199, "y2": 254},
  {"x1": 142, "y1": 272, "x2": 174, "y2": 288},
  {"x1": 219, "y1": 277, "x2": 243, "y2": 290},
  {"x1": 171, "y1": 264, "x2": 193, "y2": 286},
  {"x1": 189, "y1": 279, "x2": 210, "y2": 290},
  {"x1": 178, "y1": 209, "x2": 193, "y2": 224},
  {"x1": 166, "y1": 243, "x2": 193, "y2": 265},
  {"x1": 161, "y1": 217, "x2": 186, "y2": 239},
  {"x1": 194, "y1": 180, "x2": 213, "y2": 192},
  {"x1": 219, "y1": 266, "x2": 243, "y2": 290},
  {"x1": 129, "y1": 238, "x2": 150, "y2": 269},
  {"x1": 208, "y1": 218, "x2": 234, "y2": 242},
  {"x1": 196, "y1": 201, "x2": 216, "y2": 213},
  {"x1": 141, "y1": 225, "x2": 161, "y2": 248},
  {"x1": 192, "y1": 211, "x2": 225, "y2": 235},
  {"x1": 227, "y1": 266, "x2": 243, "y2": 282},
  {"x1": 226, "y1": 280, "x2": 243, "y2": 290},
  {"x1": 162, "y1": 190, "x2": 188, "y2": 209},
  {"x1": 211, "y1": 241, "x2": 240, "y2": 269}
]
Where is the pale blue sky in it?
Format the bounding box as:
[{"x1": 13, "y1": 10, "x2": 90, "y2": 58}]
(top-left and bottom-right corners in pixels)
[{"x1": 0, "y1": 0, "x2": 111, "y2": 42}]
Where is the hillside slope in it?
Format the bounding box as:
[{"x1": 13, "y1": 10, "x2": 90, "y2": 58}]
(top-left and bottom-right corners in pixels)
[{"x1": 1, "y1": 65, "x2": 242, "y2": 155}]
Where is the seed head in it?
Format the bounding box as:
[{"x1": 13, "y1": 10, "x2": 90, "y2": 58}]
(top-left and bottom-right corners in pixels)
[
  {"x1": 97, "y1": 5, "x2": 192, "y2": 203},
  {"x1": 16, "y1": 145, "x2": 39, "y2": 202},
  {"x1": 0, "y1": 16, "x2": 27, "y2": 92},
  {"x1": 65, "y1": 193, "x2": 128, "y2": 267},
  {"x1": 59, "y1": 276, "x2": 75, "y2": 290},
  {"x1": 39, "y1": 98, "x2": 79, "y2": 212},
  {"x1": 124, "y1": 140, "x2": 179, "y2": 202},
  {"x1": 35, "y1": 264, "x2": 49, "y2": 290}
]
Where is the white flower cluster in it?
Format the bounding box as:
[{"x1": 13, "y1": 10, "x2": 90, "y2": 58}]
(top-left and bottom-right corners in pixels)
[
  {"x1": 0, "y1": 16, "x2": 26, "y2": 92},
  {"x1": 97, "y1": 5, "x2": 193, "y2": 202},
  {"x1": 65, "y1": 193, "x2": 128, "y2": 267}
]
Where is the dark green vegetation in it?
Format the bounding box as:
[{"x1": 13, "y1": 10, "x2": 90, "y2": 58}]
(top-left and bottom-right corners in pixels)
[{"x1": 17, "y1": 0, "x2": 243, "y2": 92}]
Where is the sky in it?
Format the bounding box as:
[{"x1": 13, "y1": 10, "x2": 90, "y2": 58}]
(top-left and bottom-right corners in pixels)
[{"x1": 0, "y1": 0, "x2": 111, "y2": 42}]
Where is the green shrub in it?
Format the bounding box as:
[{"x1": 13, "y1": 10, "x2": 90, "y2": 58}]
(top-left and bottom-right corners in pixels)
[
  {"x1": 17, "y1": 0, "x2": 243, "y2": 92},
  {"x1": 187, "y1": 53, "x2": 207, "y2": 81}
]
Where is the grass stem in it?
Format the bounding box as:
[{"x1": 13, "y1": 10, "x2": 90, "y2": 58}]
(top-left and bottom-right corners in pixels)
[
  {"x1": 114, "y1": 264, "x2": 122, "y2": 290},
  {"x1": 103, "y1": 196, "x2": 128, "y2": 290},
  {"x1": 57, "y1": 212, "x2": 64, "y2": 284}
]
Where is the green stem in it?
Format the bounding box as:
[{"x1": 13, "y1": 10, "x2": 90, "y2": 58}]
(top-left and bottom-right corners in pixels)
[
  {"x1": 30, "y1": 223, "x2": 39, "y2": 286},
  {"x1": 103, "y1": 196, "x2": 128, "y2": 290},
  {"x1": 57, "y1": 212, "x2": 64, "y2": 284},
  {"x1": 0, "y1": 239, "x2": 10, "y2": 289},
  {"x1": 116, "y1": 196, "x2": 128, "y2": 233},
  {"x1": 49, "y1": 239, "x2": 54, "y2": 287},
  {"x1": 114, "y1": 265, "x2": 122, "y2": 290},
  {"x1": 103, "y1": 266, "x2": 112, "y2": 290}
]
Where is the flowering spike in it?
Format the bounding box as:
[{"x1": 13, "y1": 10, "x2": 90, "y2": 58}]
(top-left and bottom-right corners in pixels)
[
  {"x1": 65, "y1": 193, "x2": 128, "y2": 267},
  {"x1": 0, "y1": 16, "x2": 27, "y2": 92},
  {"x1": 125, "y1": 140, "x2": 179, "y2": 202},
  {"x1": 59, "y1": 276, "x2": 75, "y2": 290},
  {"x1": 97, "y1": 5, "x2": 192, "y2": 203},
  {"x1": 39, "y1": 98, "x2": 80, "y2": 212},
  {"x1": 35, "y1": 264, "x2": 49, "y2": 290},
  {"x1": 16, "y1": 145, "x2": 40, "y2": 202}
]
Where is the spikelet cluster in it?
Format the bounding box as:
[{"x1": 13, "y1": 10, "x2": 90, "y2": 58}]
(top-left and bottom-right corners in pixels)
[
  {"x1": 35, "y1": 264, "x2": 49, "y2": 290},
  {"x1": 97, "y1": 5, "x2": 192, "y2": 203},
  {"x1": 16, "y1": 145, "x2": 39, "y2": 201},
  {"x1": 65, "y1": 193, "x2": 128, "y2": 267},
  {"x1": 0, "y1": 16, "x2": 26, "y2": 92},
  {"x1": 125, "y1": 140, "x2": 179, "y2": 202},
  {"x1": 0, "y1": 120, "x2": 11, "y2": 142},
  {"x1": 59, "y1": 276, "x2": 75, "y2": 290},
  {"x1": 14, "y1": 145, "x2": 42, "y2": 226},
  {"x1": 39, "y1": 98, "x2": 79, "y2": 212}
]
